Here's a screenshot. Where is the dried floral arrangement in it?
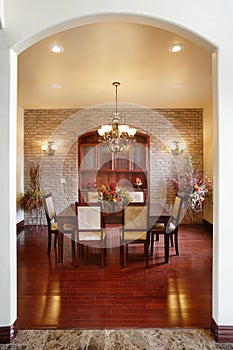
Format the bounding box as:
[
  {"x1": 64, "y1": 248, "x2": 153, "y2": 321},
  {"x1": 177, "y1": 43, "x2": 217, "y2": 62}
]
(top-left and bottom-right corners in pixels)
[{"x1": 18, "y1": 164, "x2": 43, "y2": 212}]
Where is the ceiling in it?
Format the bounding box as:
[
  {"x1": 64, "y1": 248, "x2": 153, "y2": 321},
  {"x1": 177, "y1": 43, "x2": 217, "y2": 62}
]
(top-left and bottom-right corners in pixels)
[{"x1": 18, "y1": 22, "x2": 213, "y2": 109}]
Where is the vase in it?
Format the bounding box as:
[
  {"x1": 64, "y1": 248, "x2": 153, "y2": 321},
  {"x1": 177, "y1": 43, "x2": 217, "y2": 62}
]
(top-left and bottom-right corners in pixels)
[{"x1": 102, "y1": 201, "x2": 123, "y2": 213}]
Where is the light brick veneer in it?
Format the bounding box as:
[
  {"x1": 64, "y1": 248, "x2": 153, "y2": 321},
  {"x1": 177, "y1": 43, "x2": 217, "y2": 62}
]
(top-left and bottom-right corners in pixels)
[{"x1": 23, "y1": 107, "x2": 203, "y2": 224}]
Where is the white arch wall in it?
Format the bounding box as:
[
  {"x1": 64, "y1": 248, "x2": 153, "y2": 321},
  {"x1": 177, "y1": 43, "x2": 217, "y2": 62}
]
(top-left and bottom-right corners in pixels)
[{"x1": 1, "y1": 0, "x2": 233, "y2": 341}]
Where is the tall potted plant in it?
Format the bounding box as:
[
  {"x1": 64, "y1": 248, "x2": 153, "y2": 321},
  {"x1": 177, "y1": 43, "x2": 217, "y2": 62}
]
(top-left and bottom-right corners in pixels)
[{"x1": 18, "y1": 163, "x2": 43, "y2": 225}]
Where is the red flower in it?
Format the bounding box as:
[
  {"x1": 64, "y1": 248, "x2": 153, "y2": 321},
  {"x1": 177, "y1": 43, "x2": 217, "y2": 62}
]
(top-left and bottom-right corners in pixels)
[{"x1": 109, "y1": 183, "x2": 116, "y2": 190}]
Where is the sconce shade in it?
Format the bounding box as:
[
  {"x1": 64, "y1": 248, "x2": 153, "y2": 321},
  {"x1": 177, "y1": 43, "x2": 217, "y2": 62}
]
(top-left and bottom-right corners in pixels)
[
  {"x1": 41, "y1": 141, "x2": 56, "y2": 156},
  {"x1": 171, "y1": 141, "x2": 185, "y2": 156}
]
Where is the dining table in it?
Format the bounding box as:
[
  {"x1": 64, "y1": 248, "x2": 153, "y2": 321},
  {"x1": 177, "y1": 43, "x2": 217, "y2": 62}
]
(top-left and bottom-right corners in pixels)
[{"x1": 56, "y1": 202, "x2": 170, "y2": 263}]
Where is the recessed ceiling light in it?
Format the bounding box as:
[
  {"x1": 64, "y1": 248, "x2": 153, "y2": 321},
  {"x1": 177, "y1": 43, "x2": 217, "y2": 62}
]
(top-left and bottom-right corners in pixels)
[
  {"x1": 171, "y1": 82, "x2": 184, "y2": 88},
  {"x1": 48, "y1": 44, "x2": 64, "y2": 53},
  {"x1": 50, "y1": 83, "x2": 62, "y2": 89},
  {"x1": 169, "y1": 44, "x2": 184, "y2": 53}
]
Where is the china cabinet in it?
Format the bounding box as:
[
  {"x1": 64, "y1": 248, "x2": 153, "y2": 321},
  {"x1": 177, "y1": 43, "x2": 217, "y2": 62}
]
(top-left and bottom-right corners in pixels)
[{"x1": 78, "y1": 131, "x2": 149, "y2": 201}]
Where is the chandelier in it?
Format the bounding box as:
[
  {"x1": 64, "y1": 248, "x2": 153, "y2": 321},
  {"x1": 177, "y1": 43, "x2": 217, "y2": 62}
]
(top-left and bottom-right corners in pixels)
[{"x1": 98, "y1": 82, "x2": 137, "y2": 153}]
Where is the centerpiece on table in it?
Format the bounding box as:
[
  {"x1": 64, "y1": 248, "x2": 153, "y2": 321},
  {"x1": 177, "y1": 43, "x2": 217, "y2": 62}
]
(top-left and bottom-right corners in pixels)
[{"x1": 98, "y1": 182, "x2": 132, "y2": 212}]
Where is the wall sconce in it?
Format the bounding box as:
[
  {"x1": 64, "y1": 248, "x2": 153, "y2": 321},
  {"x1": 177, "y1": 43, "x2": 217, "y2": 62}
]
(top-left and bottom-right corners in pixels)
[
  {"x1": 41, "y1": 141, "x2": 56, "y2": 156},
  {"x1": 170, "y1": 141, "x2": 185, "y2": 156}
]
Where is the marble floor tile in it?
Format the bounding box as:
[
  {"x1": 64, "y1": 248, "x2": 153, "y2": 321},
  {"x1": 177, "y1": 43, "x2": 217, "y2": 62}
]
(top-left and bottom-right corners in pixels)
[{"x1": 1, "y1": 329, "x2": 233, "y2": 350}]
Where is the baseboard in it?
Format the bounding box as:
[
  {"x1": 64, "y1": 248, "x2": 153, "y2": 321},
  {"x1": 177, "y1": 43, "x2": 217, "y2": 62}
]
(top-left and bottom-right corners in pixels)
[
  {"x1": 17, "y1": 220, "x2": 24, "y2": 233},
  {"x1": 0, "y1": 318, "x2": 19, "y2": 344},
  {"x1": 203, "y1": 219, "x2": 213, "y2": 233},
  {"x1": 211, "y1": 318, "x2": 233, "y2": 343}
]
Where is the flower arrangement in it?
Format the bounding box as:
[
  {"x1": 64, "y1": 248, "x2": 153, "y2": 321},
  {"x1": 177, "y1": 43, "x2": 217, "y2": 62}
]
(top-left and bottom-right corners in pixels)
[
  {"x1": 18, "y1": 163, "x2": 43, "y2": 213},
  {"x1": 18, "y1": 189, "x2": 43, "y2": 211},
  {"x1": 98, "y1": 183, "x2": 132, "y2": 210},
  {"x1": 189, "y1": 171, "x2": 213, "y2": 212},
  {"x1": 134, "y1": 177, "x2": 143, "y2": 189},
  {"x1": 171, "y1": 170, "x2": 213, "y2": 212}
]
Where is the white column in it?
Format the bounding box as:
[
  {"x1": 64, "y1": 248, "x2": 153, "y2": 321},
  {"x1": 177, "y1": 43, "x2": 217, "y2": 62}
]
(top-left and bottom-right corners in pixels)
[
  {"x1": 0, "y1": 35, "x2": 17, "y2": 330},
  {"x1": 212, "y1": 45, "x2": 233, "y2": 327}
]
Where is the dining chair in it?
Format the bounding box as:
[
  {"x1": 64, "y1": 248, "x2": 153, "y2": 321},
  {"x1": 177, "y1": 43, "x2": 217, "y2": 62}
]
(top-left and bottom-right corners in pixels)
[
  {"x1": 43, "y1": 193, "x2": 76, "y2": 257},
  {"x1": 120, "y1": 202, "x2": 150, "y2": 269},
  {"x1": 150, "y1": 195, "x2": 184, "y2": 263},
  {"x1": 129, "y1": 191, "x2": 145, "y2": 203},
  {"x1": 75, "y1": 202, "x2": 107, "y2": 268}
]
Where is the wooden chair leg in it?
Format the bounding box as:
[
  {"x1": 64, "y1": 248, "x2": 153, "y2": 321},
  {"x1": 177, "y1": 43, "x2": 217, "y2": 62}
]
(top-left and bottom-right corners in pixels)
[
  {"x1": 164, "y1": 233, "x2": 170, "y2": 263},
  {"x1": 81, "y1": 245, "x2": 85, "y2": 256},
  {"x1": 150, "y1": 232, "x2": 154, "y2": 256},
  {"x1": 103, "y1": 238, "x2": 107, "y2": 265},
  {"x1": 71, "y1": 239, "x2": 76, "y2": 261},
  {"x1": 54, "y1": 233, "x2": 58, "y2": 248},
  {"x1": 47, "y1": 233, "x2": 52, "y2": 254},
  {"x1": 120, "y1": 245, "x2": 125, "y2": 269},
  {"x1": 170, "y1": 233, "x2": 174, "y2": 247},
  {"x1": 103, "y1": 247, "x2": 107, "y2": 266},
  {"x1": 101, "y1": 247, "x2": 104, "y2": 268},
  {"x1": 57, "y1": 230, "x2": 63, "y2": 263},
  {"x1": 174, "y1": 231, "x2": 179, "y2": 255},
  {"x1": 76, "y1": 242, "x2": 81, "y2": 268},
  {"x1": 145, "y1": 241, "x2": 149, "y2": 269}
]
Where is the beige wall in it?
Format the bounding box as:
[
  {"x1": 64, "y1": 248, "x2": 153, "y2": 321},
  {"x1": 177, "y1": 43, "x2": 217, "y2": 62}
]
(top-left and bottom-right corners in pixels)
[
  {"x1": 203, "y1": 102, "x2": 213, "y2": 224},
  {"x1": 16, "y1": 107, "x2": 24, "y2": 224}
]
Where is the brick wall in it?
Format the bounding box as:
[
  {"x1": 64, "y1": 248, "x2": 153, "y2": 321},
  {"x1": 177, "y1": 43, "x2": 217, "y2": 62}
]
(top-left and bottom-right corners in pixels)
[{"x1": 23, "y1": 106, "x2": 203, "y2": 224}]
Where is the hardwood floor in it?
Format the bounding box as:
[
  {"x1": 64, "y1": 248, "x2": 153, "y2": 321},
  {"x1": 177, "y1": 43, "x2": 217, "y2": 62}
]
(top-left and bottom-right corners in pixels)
[{"x1": 17, "y1": 224, "x2": 212, "y2": 329}]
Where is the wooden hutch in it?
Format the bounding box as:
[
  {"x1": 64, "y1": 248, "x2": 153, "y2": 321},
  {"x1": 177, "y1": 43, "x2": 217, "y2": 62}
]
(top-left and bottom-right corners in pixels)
[{"x1": 78, "y1": 130, "x2": 150, "y2": 202}]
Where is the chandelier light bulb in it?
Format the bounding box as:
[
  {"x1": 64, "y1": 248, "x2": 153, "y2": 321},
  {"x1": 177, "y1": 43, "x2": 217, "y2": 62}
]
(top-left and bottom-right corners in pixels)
[
  {"x1": 128, "y1": 128, "x2": 137, "y2": 136},
  {"x1": 98, "y1": 128, "x2": 105, "y2": 136},
  {"x1": 119, "y1": 124, "x2": 129, "y2": 133}
]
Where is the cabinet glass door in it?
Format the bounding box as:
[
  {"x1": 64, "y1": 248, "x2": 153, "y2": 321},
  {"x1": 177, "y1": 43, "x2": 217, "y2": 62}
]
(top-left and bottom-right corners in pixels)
[
  {"x1": 97, "y1": 144, "x2": 113, "y2": 170},
  {"x1": 81, "y1": 145, "x2": 96, "y2": 169},
  {"x1": 115, "y1": 149, "x2": 130, "y2": 169},
  {"x1": 132, "y1": 144, "x2": 147, "y2": 169}
]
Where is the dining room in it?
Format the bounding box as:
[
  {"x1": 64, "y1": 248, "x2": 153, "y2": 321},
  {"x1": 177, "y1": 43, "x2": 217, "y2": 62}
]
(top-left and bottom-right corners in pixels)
[
  {"x1": 3, "y1": 0, "x2": 233, "y2": 346},
  {"x1": 16, "y1": 21, "x2": 214, "y2": 333}
]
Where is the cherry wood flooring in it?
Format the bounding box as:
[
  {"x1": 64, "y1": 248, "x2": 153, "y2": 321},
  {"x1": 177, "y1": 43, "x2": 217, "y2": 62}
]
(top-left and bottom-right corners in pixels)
[{"x1": 17, "y1": 224, "x2": 212, "y2": 330}]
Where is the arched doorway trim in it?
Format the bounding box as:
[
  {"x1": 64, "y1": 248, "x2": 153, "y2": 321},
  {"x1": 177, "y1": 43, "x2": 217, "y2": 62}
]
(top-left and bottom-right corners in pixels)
[{"x1": 5, "y1": 11, "x2": 218, "y2": 344}]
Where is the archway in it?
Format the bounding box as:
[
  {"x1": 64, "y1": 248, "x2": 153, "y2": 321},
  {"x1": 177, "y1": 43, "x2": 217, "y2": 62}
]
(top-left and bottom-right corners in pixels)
[{"x1": 13, "y1": 12, "x2": 216, "y2": 339}]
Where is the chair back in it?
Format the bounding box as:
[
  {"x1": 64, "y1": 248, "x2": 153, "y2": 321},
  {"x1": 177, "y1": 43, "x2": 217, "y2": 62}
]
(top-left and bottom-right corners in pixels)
[
  {"x1": 123, "y1": 203, "x2": 149, "y2": 230},
  {"x1": 75, "y1": 202, "x2": 102, "y2": 230},
  {"x1": 43, "y1": 192, "x2": 56, "y2": 224},
  {"x1": 129, "y1": 191, "x2": 145, "y2": 203},
  {"x1": 166, "y1": 195, "x2": 184, "y2": 232}
]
